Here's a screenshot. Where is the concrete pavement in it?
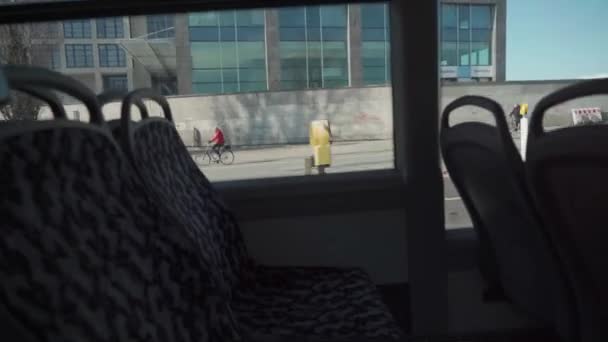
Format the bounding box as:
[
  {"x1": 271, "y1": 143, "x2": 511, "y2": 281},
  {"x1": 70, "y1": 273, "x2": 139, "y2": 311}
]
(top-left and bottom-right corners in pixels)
[
  {"x1": 192, "y1": 139, "x2": 477, "y2": 229},
  {"x1": 188, "y1": 116, "x2": 537, "y2": 229}
]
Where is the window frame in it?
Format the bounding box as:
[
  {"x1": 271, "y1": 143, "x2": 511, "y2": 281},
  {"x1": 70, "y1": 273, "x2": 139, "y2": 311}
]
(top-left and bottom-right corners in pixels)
[
  {"x1": 0, "y1": 1, "x2": 447, "y2": 334},
  {"x1": 98, "y1": 44, "x2": 127, "y2": 67},
  {"x1": 65, "y1": 43, "x2": 94, "y2": 68}
]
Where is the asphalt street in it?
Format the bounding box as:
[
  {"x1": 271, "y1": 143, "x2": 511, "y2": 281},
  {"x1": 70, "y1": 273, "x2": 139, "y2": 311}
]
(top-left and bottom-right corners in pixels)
[{"x1": 190, "y1": 137, "x2": 524, "y2": 229}]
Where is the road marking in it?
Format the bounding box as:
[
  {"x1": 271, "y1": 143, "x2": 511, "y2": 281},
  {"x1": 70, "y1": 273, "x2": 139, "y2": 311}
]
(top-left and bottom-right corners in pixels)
[{"x1": 445, "y1": 197, "x2": 461, "y2": 201}]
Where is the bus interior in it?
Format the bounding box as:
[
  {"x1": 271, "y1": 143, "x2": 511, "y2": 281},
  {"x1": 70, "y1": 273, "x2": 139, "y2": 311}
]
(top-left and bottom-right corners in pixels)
[{"x1": 0, "y1": 0, "x2": 606, "y2": 341}]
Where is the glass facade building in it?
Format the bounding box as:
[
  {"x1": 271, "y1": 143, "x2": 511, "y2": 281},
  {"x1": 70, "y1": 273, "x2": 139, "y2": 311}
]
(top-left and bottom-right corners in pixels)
[
  {"x1": 189, "y1": 9, "x2": 267, "y2": 94},
  {"x1": 440, "y1": 3, "x2": 493, "y2": 67},
  {"x1": 278, "y1": 5, "x2": 349, "y2": 90},
  {"x1": 186, "y1": 2, "x2": 496, "y2": 96},
  {"x1": 27, "y1": 1, "x2": 502, "y2": 95},
  {"x1": 361, "y1": 3, "x2": 391, "y2": 85}
]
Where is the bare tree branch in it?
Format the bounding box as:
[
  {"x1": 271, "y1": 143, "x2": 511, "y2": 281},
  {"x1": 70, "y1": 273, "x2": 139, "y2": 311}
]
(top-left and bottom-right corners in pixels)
[{"x1": 0, "y1": 19, "x2": 42, "y2": 120}]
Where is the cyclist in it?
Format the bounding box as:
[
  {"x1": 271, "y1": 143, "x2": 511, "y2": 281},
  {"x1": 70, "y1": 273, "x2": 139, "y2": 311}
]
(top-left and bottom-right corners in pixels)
[{"x1": 208, "y1": 126, "x2": 225, "y2": 159}]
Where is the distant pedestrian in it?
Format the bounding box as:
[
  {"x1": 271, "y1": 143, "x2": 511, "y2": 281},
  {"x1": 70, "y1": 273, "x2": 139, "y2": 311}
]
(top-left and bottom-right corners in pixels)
[{"x1": 509, "y1": 104, "x2": 521, "y2": 131}]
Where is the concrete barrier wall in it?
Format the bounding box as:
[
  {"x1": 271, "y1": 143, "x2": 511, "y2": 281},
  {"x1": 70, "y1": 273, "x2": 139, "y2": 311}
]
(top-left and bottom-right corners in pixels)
[
  {"x1": 441, "y1": 80, "x2": 608, "y2": 127},
  {"x1": 38, "y1": 79, "x2": 608, "y2": 145}
]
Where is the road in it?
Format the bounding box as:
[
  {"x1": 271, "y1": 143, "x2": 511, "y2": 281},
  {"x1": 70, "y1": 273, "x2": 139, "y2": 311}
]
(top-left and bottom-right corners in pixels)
[{"x1": 193, "y1": 139, "x2": 513, "y2": 229}]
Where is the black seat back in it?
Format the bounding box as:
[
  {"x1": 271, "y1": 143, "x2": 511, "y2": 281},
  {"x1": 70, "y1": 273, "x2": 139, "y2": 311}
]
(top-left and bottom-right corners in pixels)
[
  {"x1": 115, "y1": 89, "x2": 255, "y2": 299},
  {"x1": 441, "y1": 95, "x2": 575, "y2": 340},
  {"x1": 0, "y1": 65, "x2": 232, "y2": 341},
  {"x1": 526, "y1": 78, "x2": 608, "y2": 342}
]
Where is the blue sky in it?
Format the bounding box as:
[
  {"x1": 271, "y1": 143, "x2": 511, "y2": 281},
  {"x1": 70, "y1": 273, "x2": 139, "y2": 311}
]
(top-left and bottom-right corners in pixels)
[{"x1": 506, "y1": 0, "x2": 608, "y2": 80}]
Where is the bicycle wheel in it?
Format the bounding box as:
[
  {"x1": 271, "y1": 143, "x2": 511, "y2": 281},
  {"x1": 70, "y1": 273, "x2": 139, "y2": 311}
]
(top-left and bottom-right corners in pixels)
[
  {"x1": 194, "y1": 152, "x2": 211, "y2": 165},
  {"x1": 220, "y1": 150, "x2": 235, "y2": 165}
]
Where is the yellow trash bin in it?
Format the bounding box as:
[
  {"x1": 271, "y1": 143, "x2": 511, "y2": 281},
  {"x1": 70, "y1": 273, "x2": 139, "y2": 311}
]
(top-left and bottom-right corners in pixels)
[
  {"x1": 309, "y1": 120, "x2": 332, "y2": 167},
  {"x1": 519, "y1": 103, "x2": 528, "y2": 116}
]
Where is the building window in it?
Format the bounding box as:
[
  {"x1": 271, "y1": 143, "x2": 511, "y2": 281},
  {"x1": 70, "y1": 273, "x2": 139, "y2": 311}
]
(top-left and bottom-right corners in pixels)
[
  {"x1": 278, "y1": 5, "x2": 348, "y2": 90},
  {"x1": 147, "y1": 14, "x2": 175, "y2": 39},
  {"x1": 65, "y1": 44, "x2": 93, "y2": 68},
  {"x1": 63, "y1": 19, "x2": 91, "y2": 39},
  {"x1": 99, "y1": 44, "x2": 126, "y2": 67},
  {"x1": 441, "y1": 4, "x2": 492, "y2": 67},
  {"x1": 361, "y1": 3, "x2": 390, "y2": 85},
  {"x1": 103, "y1": 74, "x2": 128, "y2": 91},
  {"x1": 97, "y1": 17, "x2": 124, "y2": 38},
  {"x1": 189, "y1": 9, "x2": 267, "y2": 95}
]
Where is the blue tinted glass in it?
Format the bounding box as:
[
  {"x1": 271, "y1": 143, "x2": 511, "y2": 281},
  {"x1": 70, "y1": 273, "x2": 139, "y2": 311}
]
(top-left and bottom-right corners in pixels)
[
  {"x1": 307, "y1": 27, "x2": 321, "y2": 41},
  {"x1": 240, "y1": 68, "x2": 266, "y2": 82},
  {"x1": 279, "y1": 7, "x2": 305, "y2": 27},
  {"x1": 237, "y1": 27, "x2": 264, "y2": 41},
  {"x1": 279, "y1": 27, "x2": 306, "y2": 41},
  {"x1": 361, "y1": 4, "x2": 386, "y2": 28},
  {"x1": 193, "y1": 82, "x2": 222, "y2": 94},
  {"x1": 441, "y1": 28, "x2": 457, "y2": 42},
  {"x1": 193, "y1": 69, "x2": 222, "y2": 83},
  {"x1": 222, "y1": 69, "x2": 238, "y2": 82},
  {"x1": 219, "y1": 11, "x2": 235, "y2": 27},
  {"x1": 362, "y1": 28, "x2": 385, "y2": 41},
  {"x1": 223, "y1": 83, "x2": 239, "y2": 93},
  {"x1": 240, "y1": 82, "x2": 267, "y2": 92},
  {"x1": 220, "y1": 27, "x2": 236, "y2": 41},
  {"x1": 238, "y1": 42, "x2": 266, "y2": 68},
  {"x1": 281, "y1": 67, "x2": 307, "y2": 81},
  {"x1": 459, "y1": 28, "x2": 470, "y2": 42},
  {"x1": 471, "y1": 28, "x2": 491, "y2": 42},
  {"x1": 459, "y1": 41, "x2": 470, "y2": 65},
  {"x1": 280, "y1": 80, "x2": 307, "y2": 90},
  {"x1": 362, "y1": 41, "x2": 387, "y2": 67},
  {"x1": 363, "y1": 66, "x2": 388, "y2": 84},
  {"x1": 441, "y1": 41, "x2": 458, "y2": 66},
  {"x1": 306, "y1": 6, "x2": 320, "y2": 26},
  {"x1": 322, "y1": 27, "x2": 346, "y2": 41},
  {"x1": 190, "y1": 27, "x2": 219, "y2": 41},
  {"x1": 321, "y1": 5, "x2": 346, "y2": 27},
  {"x1": 458, "y1": 5, "x2": 470, "y2": 29},
  {"x1": 441, "y1": 4, "x2": 457, "y2": 28},
  {"x1": 237, "y1": 9, "x2": 265, "y2": 26},
  {"x1": 471, "y1": 5, "x2": 492, "y2": 28},
  {"x1": 189, "y1": 12, "x2": 218, "y2": 26},
  {"x1": 323, "y1": 79, "x2": 347, "y2": 88},
  {"x1": 471, "y1": 41, "x2": 490, "y2": 65}
]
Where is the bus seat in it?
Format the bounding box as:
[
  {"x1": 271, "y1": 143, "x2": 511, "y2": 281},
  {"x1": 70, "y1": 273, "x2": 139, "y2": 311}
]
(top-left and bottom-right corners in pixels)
[
  {"x1": 0, "y1": 65, "x2": 236, "y2": 341},
  {"x1": 526, "y1": 78, "x2": 608, "y2": 342},
  {"x1": 441, "y1": 95, "x2": 576, "y2": 341},
  {"x1": 110, "y1": 88, "x2": 403, "y2": 341}
]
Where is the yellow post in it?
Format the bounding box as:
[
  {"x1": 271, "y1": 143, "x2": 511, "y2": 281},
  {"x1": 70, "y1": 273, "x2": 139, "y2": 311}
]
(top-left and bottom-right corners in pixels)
[
  {"x1": 519, "y1": 103, "x2": 528, "y2": 116},
  {"x1": 309, "y1": 120, "x2": 332, "y2": 168}
]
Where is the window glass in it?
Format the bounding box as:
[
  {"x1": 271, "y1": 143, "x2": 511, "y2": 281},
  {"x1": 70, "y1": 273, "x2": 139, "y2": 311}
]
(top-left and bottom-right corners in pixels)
[
  {"x1": 97, "y1": 17, "x2": 124, "y2": 38},
  {"x1": 0, "y1": 2, "x2": 395, "y2": 184},
  {"x1": 147, "y1": 14, "x2": 175, "y2": 38},
  {"x1": 103, "y1": 74, "x2": 128, "y2": 91},
  {"x1": 189, "y1": 9, "x2": 267, "y2": 95},
  {"x1": 98, "y1": 44, "x2": 126, "y2": 67},
  {"x1": 63, "y1": 20, "x2": 91, "y2": 38},
  {"x1": 65, "y1": 44, "x2": 93, "y2": 68},
  {"x1": 361, "y1": 3, "x2": 390, "y2": 85},
  {"x1": 278, "y1": 4, "x2": 348, "y2": 90}
]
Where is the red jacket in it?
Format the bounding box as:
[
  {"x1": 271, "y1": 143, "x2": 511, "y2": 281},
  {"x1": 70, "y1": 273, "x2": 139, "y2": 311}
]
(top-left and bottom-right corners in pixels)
[{"x1": 210, "y1": 129, "x2": 225, "y2": 145}]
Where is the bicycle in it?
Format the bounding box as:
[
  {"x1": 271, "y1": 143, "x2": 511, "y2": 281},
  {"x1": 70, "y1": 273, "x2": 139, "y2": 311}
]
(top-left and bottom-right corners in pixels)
[{"x1": 193, "y1": 145, "x2": 235, "y2": 165}]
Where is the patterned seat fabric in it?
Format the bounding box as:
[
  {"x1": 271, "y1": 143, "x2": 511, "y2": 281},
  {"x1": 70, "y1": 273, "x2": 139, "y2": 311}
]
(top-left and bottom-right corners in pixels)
[
  {"x1": 0, "y1": 124, "x2": 238, "y2": 342},
  {"x1": 234, "y1": 266, "x2": 403, "y2": 341},
  {"x1": 121, "y1": 119, "x2": 403, "y2": 340},
  {"x1": 119, "y1": 119, "x2": 256, "y2": 294}
]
